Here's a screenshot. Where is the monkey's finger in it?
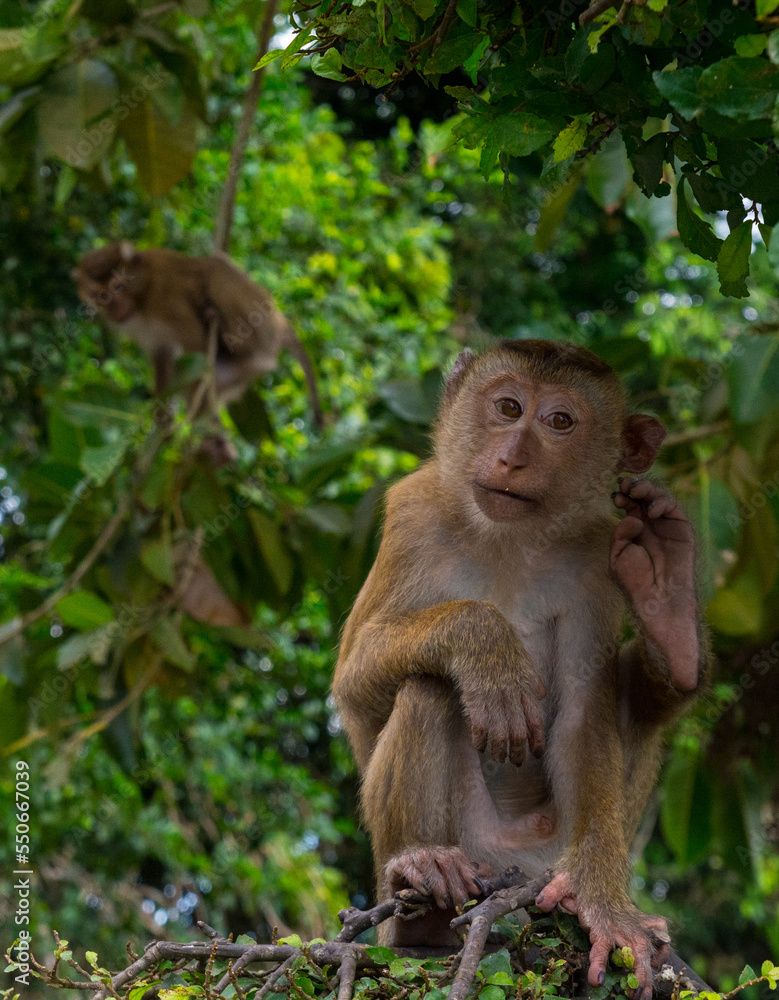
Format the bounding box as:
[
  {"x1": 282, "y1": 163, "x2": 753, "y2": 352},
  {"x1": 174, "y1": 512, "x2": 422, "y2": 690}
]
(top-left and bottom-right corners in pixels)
[
  {"x1": 490, "y1": 726, "x2": 512, "y2": 764},
  {"x1": 470, "y1": 721, "x2": 489, "y2": 756},
  {"x1": 534, "y1": 872, "x2": 573, "y2": 911},
  {"x1": 618, "y1": 477, "x2": 654, "y2": 499},
  {"x1": 521, "y1": 694, "x2": 545, "y2": 758},
  {"x1": 507, "y1": 735, "x2": 527, "y2": 767},
  {"x1": 587, "y1": 939, "x2": 612, "y2": 988}
]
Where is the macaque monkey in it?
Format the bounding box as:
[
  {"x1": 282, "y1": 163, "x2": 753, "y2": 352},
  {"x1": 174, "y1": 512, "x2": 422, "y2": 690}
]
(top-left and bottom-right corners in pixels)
[
  {"x1": 73, "y1": 242, "x2": 323, "y2": 427},
  {"x1": 334, "y1": 340, "x2": 706, "y2": 997}
]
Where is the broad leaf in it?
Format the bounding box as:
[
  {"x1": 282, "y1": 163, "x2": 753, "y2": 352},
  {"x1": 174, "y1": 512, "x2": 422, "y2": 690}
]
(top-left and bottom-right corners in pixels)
[
  {"x1": 37, "y1": 60, "x2": 118, "y2": 170},
  {"x1": 716, "y1": 221, "x2": 752, "y2": 297},
  {"x1": 676, "y1": 176, "x2": 723, "y2": 262},
  {"x1": 56, "y1": 591, "x2": 115, "y2": 630}
]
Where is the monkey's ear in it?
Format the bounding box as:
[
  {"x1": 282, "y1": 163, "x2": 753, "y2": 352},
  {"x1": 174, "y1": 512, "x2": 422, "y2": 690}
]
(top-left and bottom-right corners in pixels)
[
  {"x1": 118, "y1": 240, "x2": 135, "y2": 262},
  {"x1": 618, "y1": 414, "x2": 666, "y2": 473},
  {"x1": 443, "y1": 348, "x2": 476, "y2": 404}
]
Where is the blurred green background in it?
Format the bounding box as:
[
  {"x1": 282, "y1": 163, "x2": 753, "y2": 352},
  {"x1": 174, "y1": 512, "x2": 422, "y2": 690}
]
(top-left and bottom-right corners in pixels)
[{"x1": 0, "y1": 0, "x2": 778, "y2": 995}]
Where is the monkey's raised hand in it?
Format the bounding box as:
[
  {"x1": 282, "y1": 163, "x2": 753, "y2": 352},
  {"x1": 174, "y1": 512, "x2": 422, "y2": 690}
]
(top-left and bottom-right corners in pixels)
[
  {"x1": 610, "y1": 478, "x2": 699, "y2": 692},
  {"x1": 460, "y1": 655, "x2": 546, "y2": 766}
]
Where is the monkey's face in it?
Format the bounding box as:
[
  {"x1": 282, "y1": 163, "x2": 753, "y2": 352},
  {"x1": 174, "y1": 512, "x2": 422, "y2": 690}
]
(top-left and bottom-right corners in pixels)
[
  {"x1": 74, "y1": 247, "x2": 139, "y2": 324},
  {"x1": 467, "y1": 375, "x2": 597, "y2": 523}
]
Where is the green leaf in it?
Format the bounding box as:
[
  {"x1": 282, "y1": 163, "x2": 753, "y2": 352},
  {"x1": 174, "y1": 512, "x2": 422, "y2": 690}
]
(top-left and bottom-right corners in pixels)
[
  {"x1": 81, "y1": 439, "x2": 128, "y2": 486},
  {"x1": 463, "y1": 35, "x2": 490, "y2": 83},
  {"x1": 586, "y1": 131, "x2": 630, "y2": 210},
  {"x1": 426, "y1": 27, "x2": 483, "y2": 74},
  {"x1": 699, "y1": 57, "x2": 779, "y2": 121},
  {"x1": 536, "y1": 174, "x2": 579, "y2": 251},
  {"x1": 652, "y1": 66, "x2": 702, "y2": 119},
  {"x1": 409, "y1": 0, "x2": 436, "y2": 18},
  {"x1": 740, "y1": 966, "x2": 758, "y2": 984},
  {"x1": 151, "y1": 619, "x2": 196, "y2": 671},
  {"x1": 366, "y1": 947, "x2": 397, "y2": 964},
  {"x1": 725, "y1": 333, "x2": 779, "y2": 423},
  {"x1": 120, "y1": 95, "x2": 198, "y2": 196},
  {"x1": 278, "y1": 934, "x2": 303, "y2": 947},
  {"x1": 37, "y1": 60, "x2": 118, "y2": 170},
  {"x1": 479, "y1": 987, "x2": 508, "y2": 1000},
  {"x1": 247, "y1": 509, "x2": 295, "y2": 596},
  {"x1": 310, "y1": 48, "x2": 347, "y2": 81},
  {"x1": 758, "y1": 0, "x2": 779, "y2": 17},
  {"x1": 294, "y1": 976, "x2": 315, "y2": 995},
  {"x1": 493, "y1": 112, "x2": 557, "y2": 157},
  {"x1": 716, "y1": 221, "x2": 752, "y2": 297},
  {"x1": 281, "y1": 22, "x2": 316, "y2": 66},
  {"x1": 553, "y1": 119, "x2": 587, "y2": 162},
  {"x1": 676, "y1": 176, "x2": 724, "y2": 262},
  {"x1": 478, "y1": 950, "x2": 512, "y2": 979},
  {"x1": 456, "y1": 0, "x2": 478, "y2": 25},
  {"x1": 86, "y1": 952, "x2": 99, "y2": 967},
  {"x1": 56, "y1": 591, "x2": 114, "y2": 630},
  {"x1": 628, "y1": 132, "x2": 667, "y2": 194},
  {"x1": 56, "y1": 624, "x2": 116, "y2": 670},
  {"x1": 485, "y1": 972, "x2": 515, "y2": 985},
  {"x1": 660, "y1": 748, "x2": 701, "y2": 863},
  {"x1": 735, "y1": 34, "x2": 768, "y2": 57},
  {"x1": 141, "y1": 539, "x2": 175, "y2": 586},
  {"x1": 256, "y1": 48, "x2": 284, "y2": 69}
]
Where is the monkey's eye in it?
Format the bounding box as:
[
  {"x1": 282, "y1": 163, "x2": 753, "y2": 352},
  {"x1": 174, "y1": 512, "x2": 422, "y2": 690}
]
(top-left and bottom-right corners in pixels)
[
  {"x1": 495, "y1": 398, "x2": 522, "y2": 419},
  {"x1": 547, "y1": 412, "x2": 574, "y2": 431}
]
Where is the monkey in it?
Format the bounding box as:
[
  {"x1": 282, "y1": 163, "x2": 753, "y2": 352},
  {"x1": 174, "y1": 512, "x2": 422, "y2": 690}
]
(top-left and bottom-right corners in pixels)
[
  {"x1": 73, "y1": 242, "x2": 323, "y2": 427},
  {"x1": 333, "y1": 340, "x2": 707, "y2": 998}
]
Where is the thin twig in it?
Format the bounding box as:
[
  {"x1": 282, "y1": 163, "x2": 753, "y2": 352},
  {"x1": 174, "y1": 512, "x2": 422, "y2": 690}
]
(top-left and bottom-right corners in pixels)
[
  {"x1": 579, "y1": 0, "x2": 619, "y2": 25},
  {"x1": 663, "y1": 421, "x2": 729, "y2": 448},
  {"x1": 60, "y1": 659, "x2": 161, "y2": 752},
  {"x1": 0, "y1": 424, "x2": 169, "y2": 648},
  {"x1": 213, "y1": 0, "x2": 280, "y2": 253},
  {"x1": 214, "y1": 947, "x2": 297, "y2": 996},
  {"x1": 186, "y1": 317, "x2": 221, "y2": 422}
]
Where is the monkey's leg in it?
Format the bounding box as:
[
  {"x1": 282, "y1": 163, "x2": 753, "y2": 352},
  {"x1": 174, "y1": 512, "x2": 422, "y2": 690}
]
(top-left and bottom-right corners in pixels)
[{"x1": 362, "y1": 676, "x2": 554, "y2": 947}]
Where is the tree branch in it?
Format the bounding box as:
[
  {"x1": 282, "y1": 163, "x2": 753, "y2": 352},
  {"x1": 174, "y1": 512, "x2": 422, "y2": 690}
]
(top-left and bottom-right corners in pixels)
[{"x1": 213, "y1": 0, "x2": 280, "y2": 254}]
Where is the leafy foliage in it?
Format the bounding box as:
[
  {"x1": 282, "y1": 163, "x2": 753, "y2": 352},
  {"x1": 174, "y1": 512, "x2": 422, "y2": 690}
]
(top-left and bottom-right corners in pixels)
[{"x1": 276, "y1": 0, "x2": 779, "y2": 294}]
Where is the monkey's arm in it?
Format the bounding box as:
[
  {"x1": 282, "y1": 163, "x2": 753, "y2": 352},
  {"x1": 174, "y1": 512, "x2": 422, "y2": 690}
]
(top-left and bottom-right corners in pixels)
[{"x1": 335, "y1": 599, "x2": 546, "y2": 771}]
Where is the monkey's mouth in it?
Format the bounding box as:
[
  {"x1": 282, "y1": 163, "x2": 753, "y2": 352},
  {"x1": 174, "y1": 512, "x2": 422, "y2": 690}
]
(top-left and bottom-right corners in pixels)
[{"x1": 472, "y1": 483, "x2": 538, "y2": 505}]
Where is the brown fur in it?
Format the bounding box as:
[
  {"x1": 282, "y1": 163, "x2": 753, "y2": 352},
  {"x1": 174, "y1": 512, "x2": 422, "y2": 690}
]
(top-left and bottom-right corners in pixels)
[
  {"x1": 334, "y1": 340, "x2": 707, "y2": 990},
  {"x1": 73, "y1": 242, "x2": 322, "y2": 425}
]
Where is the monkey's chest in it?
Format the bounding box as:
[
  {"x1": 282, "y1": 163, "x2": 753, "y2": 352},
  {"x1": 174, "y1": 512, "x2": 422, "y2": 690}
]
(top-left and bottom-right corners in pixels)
[{"x1": 122, "y1": 314, "x2": 184, "y2": 354}]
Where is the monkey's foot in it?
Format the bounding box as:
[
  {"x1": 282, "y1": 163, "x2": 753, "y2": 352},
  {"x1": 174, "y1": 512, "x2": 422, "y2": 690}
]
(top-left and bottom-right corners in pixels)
[
  {"x1": 387, "y1": 846, "x2": 491, "y2": 910},
  {"x1": 384, "y1": 847, "x2": 492, "y2": 947},
  {"x1": 536, "y1": 872, "x2": 670, "y2": 999}
]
